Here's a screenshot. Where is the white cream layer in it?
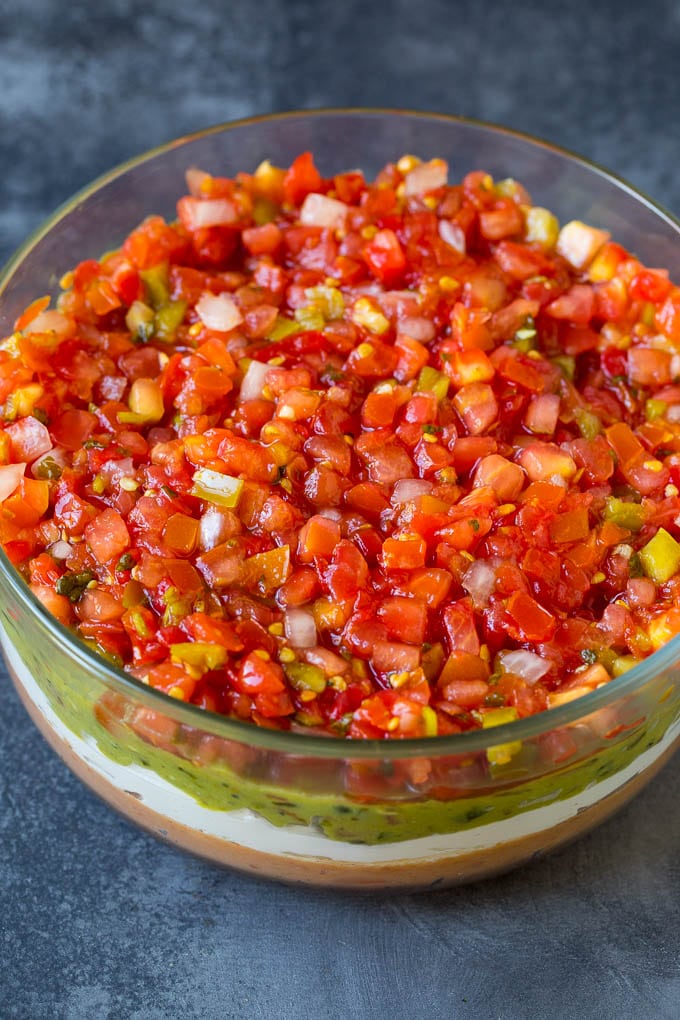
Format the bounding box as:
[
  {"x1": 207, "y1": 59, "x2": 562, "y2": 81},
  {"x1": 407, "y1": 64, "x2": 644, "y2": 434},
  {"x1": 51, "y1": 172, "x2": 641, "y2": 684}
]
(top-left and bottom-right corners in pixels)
[{"x1": 6, "y1": 637, "x2": 679, "y2": 864}]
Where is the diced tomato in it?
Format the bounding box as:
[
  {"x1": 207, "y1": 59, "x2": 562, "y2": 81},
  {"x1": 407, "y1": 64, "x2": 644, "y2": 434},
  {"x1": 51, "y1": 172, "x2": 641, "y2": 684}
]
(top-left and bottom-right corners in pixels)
[
  {"x1": 324, "y1": 540, "x2": 368, "y2": 600},
  {"x1": 297, "y1": 514, "x2": 341, "y2": 562},
  {"x1": 283, "y1": 152, "x2": 323, "y2": 206},
  {"x1": 472, "y1": 454, "x2": 525, "y2": 500},
  {"x1": 506, "y1": 591, "x2": 556, "y2": 641},
  {"x1": 403, "y1": 568, "x2": 453, "y2": 607},
  {"x1": 479, "y1": 200, "x2": 523, "y2": 240},
  {"x1": 6, "y1": 417, "x2": 52, "y2": 462},
  {"x1": 85, "y1": 508, "x2": 131, "y2": 564},
  {"x1": 363, "y1": 229, "x2": 407, "y2": 287},
  {"x1": 382, "y1": 534, "x2": 427, "y2": 571},
  {"x1": 372, "y1": 641, "x2": 421, "y2": 673},
  {"x1": 442, "y1": 599, "x2": 480, "y2": 655},
  {"x1": 629, "y1": 269, "x2": 671, "y2": 304},
  {"x1": 545, "y1": 284, "x2": 594, "y2": 323},
  {"x1": 655, "y1": 292, "x2": 680, "y2": 342},
  {"x1": 452, "y1": 383, "x2": 498, "y2": 435},
  {"x1": 242, "y1": 223, "x2": 283, "y2": 256},
  {"x1": 4, "y1": 478, "x2": 49, "y2": 527},
  {"x1": 627, "y1": 348, "x2": 672, "y2": 387},
  {"x1": 378, "y1": 596, "x2": 428, "y2": 644},
  {"x1": 5, "y1": 150, "x2": 679, "y2": 743}
]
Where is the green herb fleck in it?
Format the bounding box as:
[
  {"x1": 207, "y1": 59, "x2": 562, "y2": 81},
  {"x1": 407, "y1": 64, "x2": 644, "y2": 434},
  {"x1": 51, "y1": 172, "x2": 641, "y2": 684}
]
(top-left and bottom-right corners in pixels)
[
  {"x1": 628, "y1": 552, "x2": 643, "y2": 579},
  {"x1": 33, "y1": 456, "x2": 62, "y2": 480},
  {"x1": 56, "y1": 571, "x2": 95, "y2": 603},
  {"x1": 116, "y1": 552, "x2": 135, "y2": 572}
]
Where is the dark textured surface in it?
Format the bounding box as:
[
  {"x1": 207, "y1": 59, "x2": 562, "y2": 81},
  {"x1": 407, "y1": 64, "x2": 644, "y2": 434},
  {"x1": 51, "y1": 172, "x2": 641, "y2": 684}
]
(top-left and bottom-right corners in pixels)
[{"x1": 1, "y1": 1, "x2": 680, "y2": 1017}]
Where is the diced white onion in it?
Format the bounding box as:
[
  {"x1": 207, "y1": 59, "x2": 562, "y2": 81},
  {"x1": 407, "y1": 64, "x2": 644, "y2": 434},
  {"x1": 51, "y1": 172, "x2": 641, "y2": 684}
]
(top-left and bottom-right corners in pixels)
[
  {"x1": 461, "y1": 559, "x2": 497, "y2": 608},
  {"x1": 240, "y1": 360, "x2": 270, "y2": 401},
  {"x1": 284, "y1": 608, "x2": 317, "y2": 648},
  {"x1": 667, "y1": 405, "x2": 680, "y2": 423},
  {"x1": 397, "y1": 315, "x2": 435, "y2": 342},
  {"x1": 0, "y1": 462, "x2": 26, "y2": 501},
  {"x1": 48, "y1": 540, "x2": 73, "y2": 560},
  {"x1": 185, "y1": 167, "x2": 211, "y2": 197},
  {"x1": 549, "y1": 474, "x2": 569, "y2": 488},
  {"x1": 391, "y1": 478, "x2": 433, "y2": 504},
  {"x1": 499, "y1": 649, "x2": 551, "y2": 684},
  {"x1": 25, "y1": 310, "x2": 73, "y2": 337},
  {"x1": 189, "y1": 198, "x2": 238, "y2": 228},
  {"x1": 438, "y1": 219, "x2": 466, "y2": 253},
  {"x1": 299, "y1": 193, "x2": 348, "y2": 229},
  {"x1": 556, "y1": 220, "x2": 610, "y2": 269},
  {"x1": 196, "y1": 292, "x2": 244, "y2": 332},
  {"x1": 318, "y1": 508, "x2": 343, "y2": 521},
  {"x1": 199, "y1": 506, "x2": 238, "y2": 551},
  {"x1": 404, "y1": 159, "x2": 448, "y2": 196}
]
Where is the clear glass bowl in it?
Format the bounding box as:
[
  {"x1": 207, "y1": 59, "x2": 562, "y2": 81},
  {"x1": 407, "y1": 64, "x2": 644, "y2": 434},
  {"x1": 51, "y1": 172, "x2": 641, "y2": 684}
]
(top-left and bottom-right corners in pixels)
[{"x1": 1, "y1": 110, "x2": 679, "y2": 891}]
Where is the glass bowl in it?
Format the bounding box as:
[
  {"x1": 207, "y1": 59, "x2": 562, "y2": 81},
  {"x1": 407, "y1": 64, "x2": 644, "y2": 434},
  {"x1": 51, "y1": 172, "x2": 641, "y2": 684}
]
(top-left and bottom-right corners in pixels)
[{"x1": 1, "y1": 110, "x2": 679, "y2": 891}]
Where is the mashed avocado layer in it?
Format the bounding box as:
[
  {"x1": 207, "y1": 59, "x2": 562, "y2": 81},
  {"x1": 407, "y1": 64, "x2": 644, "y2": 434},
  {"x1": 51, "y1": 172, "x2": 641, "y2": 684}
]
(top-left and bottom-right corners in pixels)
[{"x1": 3, "y1": 605, "x2": 679, "y2": 846}]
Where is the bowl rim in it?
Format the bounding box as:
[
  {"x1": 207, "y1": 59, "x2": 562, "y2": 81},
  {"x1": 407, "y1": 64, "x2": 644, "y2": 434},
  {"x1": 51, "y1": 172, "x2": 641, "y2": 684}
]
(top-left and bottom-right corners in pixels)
[{"x1": 1, "y1": 106, "x2": 679, "y2": 760}]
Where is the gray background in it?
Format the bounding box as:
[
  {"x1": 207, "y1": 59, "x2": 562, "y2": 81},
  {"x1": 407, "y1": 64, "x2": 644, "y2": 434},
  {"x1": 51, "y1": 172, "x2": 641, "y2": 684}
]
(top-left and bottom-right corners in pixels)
[{"x1": 1, "y1": 1, "x2": 679, "y2": 1017}]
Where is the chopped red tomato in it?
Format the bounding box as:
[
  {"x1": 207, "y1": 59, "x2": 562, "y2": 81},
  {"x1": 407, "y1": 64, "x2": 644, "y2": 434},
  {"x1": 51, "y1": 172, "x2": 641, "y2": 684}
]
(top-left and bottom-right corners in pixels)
[{"x1": 2, "y1": 152, "x2": 679, "y2": 741}]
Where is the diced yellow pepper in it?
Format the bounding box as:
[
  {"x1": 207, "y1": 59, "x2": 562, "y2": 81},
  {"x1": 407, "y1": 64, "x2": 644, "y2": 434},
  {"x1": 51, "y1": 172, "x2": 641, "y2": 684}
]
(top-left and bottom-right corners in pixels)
[
  {"x1": 421, "y1": 705, "x2": 438, "y2": 736},
  {"x1": 645, "y1": 398, "x2": 668, "y2": 421},
  {"x1": 305, "y1": 285, "x2": 345, "y2": 321},
  {"x1": 191, "y1": 468, "x2": 244, "y2": 508},
  {"x1": 154, "y1": 300, "x2": 187, "y2": 341},
  {"x1": 639, "y1": 528, "x2": 680, "y2": 583},
  {"x1": 603, "y1": 497, "x2": 648, "y2": 532},
  {"x1": 125, "y1": 300, "x2": 155, "y2": 338},
  {"x1": 574, "y1": 407, "x2": 602, "y2": 440},
  {"x1": 641, "y1": 302, "x2": 656, "y2": 327},
  {"x1": 294, "y1": 305, "x2": 326, "y2": 332},
  {"x1": 612, "y1": 655, "x2": 642, "y2": 676},
  {"x1": 524, "y1": 206, "x2": 560, "y2": 249},
  {"x1": 352, "y1": 297, "x2": 389, "y2": 335},
  {"x1": 266, "y1": 316, "x2": 300, "y2": 342},
  {"x1": 5, "y1": 383, "x2": 44, "y2": 419},
  {"x1": 494, "y1": 177, "x2": 521, "y2": 199},
  {"x1": 139, "y1": 263, "x2": 170, "y2": 308},
  {"x1": 128, "y1": 378, "x2": 165, "y2": 423},
  {"x1": 416, "y1": 365, "x2": 449, "y2": 401},
  {"x1": 252, "y1": 197, "x2": 279, "y2": 225},
  {"x1": 170, "y1": 642, "x2": 228, "y2": 671},
  {"x1": 552, "y1": 354, "x2": 576, "y2": 381},
  {"x1": 285, "y1": 662, "x2": 327, "y2": 693},
  {"x1": 648, "y1": 611, "x2": 680, "y2": 651},
  {"x1": 253, "y1": 159, "x2": 286, "y2": 199},
  {"x1": 482, "y1": 706, "x2": 522, "y2": 766}
]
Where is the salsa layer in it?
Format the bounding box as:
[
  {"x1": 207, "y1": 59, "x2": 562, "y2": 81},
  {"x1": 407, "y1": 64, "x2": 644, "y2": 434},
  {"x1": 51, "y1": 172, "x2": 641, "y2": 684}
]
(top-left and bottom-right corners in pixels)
[{"x1": 2, "y1": 152, "x2": 680, "y2": 740}]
